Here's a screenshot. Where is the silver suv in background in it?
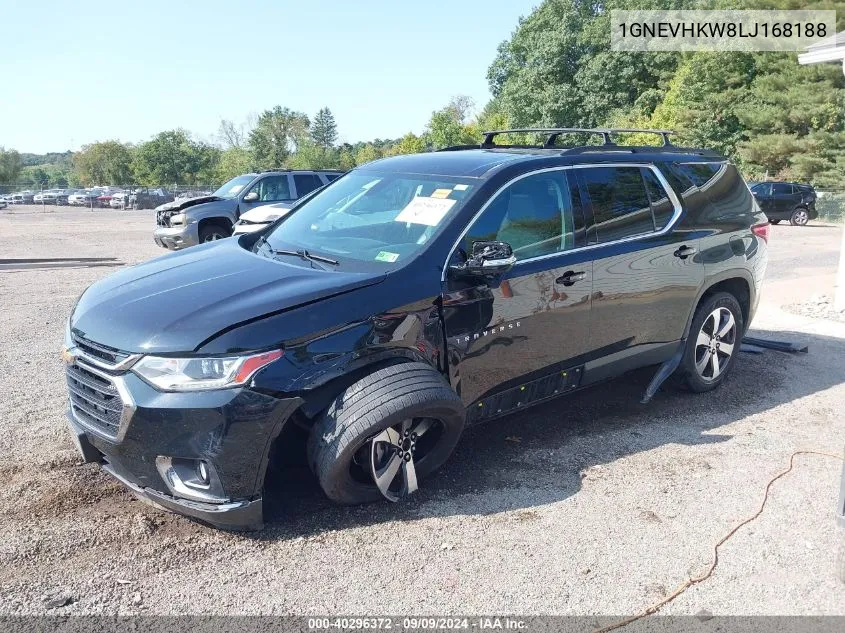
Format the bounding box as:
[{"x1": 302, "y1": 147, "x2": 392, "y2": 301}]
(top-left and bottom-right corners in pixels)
[{"x1": 153, "y1": 169, "x2": 343, "y2": 250}]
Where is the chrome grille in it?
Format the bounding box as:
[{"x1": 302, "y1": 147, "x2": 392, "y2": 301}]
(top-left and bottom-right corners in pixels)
[
  {"x1": 66, "y1": 363, "x2": 123, "y2": 438},
  {"x1": 72, "y1": 334, "x2": 129, "y2": 366}
]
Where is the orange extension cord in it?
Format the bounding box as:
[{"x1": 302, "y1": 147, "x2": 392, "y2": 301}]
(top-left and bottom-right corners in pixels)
[{"x1": 594, "y1": 450, "x2": 845, "y2": 633}]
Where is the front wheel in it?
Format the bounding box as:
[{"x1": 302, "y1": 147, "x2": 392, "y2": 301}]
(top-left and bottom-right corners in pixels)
[
  {"x1": 679, "y1": 292, "x2": 744, "y2": 393},
  {"x1": 307, "y1": 363, "x2": 466, "y2": 504},
  {"x1": 790, "y1": 208, "x2": 810, "y2": 226},
  {"x1": 199, "y1": 222, "x2": 230, "y2": 243}
]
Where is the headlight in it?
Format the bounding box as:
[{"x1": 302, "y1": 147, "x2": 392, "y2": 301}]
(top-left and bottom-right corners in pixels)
[
  {"x1": 170, "y1": 213, "x2": 186, "y2": 225},
  {"x1": 132, "y1": 350, "x2": 282, "y2": 392}
]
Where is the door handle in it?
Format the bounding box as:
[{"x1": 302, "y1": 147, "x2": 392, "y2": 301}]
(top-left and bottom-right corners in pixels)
[
  {"x1": 556, "y1": 270, "x2": 586, "y2": 286},
  {"x1": 673, "y1": 245, "x2": 697, "y2": 259}
]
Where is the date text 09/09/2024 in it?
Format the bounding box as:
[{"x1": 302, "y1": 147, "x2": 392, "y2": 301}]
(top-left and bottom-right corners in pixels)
[{"x1": 308, "y1": 617, "x2": 528, "y2": 630}]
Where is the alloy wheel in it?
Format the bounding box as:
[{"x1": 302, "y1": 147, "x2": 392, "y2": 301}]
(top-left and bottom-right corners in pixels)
[
  {"x1": 694, "y1": 307, "x2": 737, "y2": 381},
  {"x1": 367, "y1": 418, "x2": 439, "y2": 502},
  {"x1": 792, "y1": 209, "x2": 809, "y2": 226}
]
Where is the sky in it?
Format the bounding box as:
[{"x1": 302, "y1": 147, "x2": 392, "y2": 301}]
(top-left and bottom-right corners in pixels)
[{"x1": 0, "y1": 0, "x2": 538, "y2": 154}]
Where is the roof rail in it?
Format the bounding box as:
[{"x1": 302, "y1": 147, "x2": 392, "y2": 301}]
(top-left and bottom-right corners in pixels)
[{"x1": 479, "y1": 127, "x2": 675, "y2": 148}]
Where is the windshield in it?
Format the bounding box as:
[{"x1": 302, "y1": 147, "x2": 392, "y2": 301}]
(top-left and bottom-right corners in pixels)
[
  {"x1": 258, "y1": 171, "x2": 476, "y2": 268},
  {"x1": 213, "y1": 174, "x2": 255, "y2": 199}
]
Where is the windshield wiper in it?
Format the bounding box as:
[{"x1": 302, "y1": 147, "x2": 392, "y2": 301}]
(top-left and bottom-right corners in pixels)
[{"x1": 271, "y1": 248, "x2": 339, "y2": 267}]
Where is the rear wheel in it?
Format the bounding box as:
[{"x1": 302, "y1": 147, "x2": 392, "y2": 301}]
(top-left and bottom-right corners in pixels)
[
  {"x1": 790, "y1": 207, "x2": 809, "y2": 226},
  {"x1": 199, "y1": 222, "x2": 230, "y2": 243},
  {"x1": 307, "y1": 363, "x2": 465, "y2": 504},
  {"x1": 679, "y1": 292, "x2": 743, "y2": 393}
]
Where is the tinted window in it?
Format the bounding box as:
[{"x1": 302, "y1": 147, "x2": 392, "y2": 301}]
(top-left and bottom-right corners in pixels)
[
  {"x1": 751, "y1": 183, "x2": 771, "y2": 196},
  {"x1": 463, "y1": 171, "x2": 576, "y2": 261},
  {"x1": 294, "y1": 174, "x2": 323, "y2": 197},
  {"x1": 678, "y1": 163, "x2": 723, "y2": 188},
  {"x1": 642, "y1": 168, "x2": 675, "y2": 231},
  {"x1": 771, "y1": 183, "x2": 793, "y2": 195},
  {"x1": 248, "y1": 175, "x2": 292, "y2": 202},
  {"x1": 324, "y1": 173, "x2": 341, "y2": 182},
  {"x1": 580, "y1": 167, "x2": 653, "y2": 243}
]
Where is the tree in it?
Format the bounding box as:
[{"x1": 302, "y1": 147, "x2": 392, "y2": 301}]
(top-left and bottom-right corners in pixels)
[
  {"x1": 216, "y1": 147, "x2": 254, "y2": 182},
  {"x1": 0, "y1": 147, "x2": 23, "y2": 185},
  {"x1": 355, "y1": 144, "x2": 380, "y2": 165},
  {"x1": 217, "y1": 119, "x2": 248, "y2": 149},
  {"x1": 311, "y1": 107, "x2": 338, "y2": 150},
  {"x1": 426, "y1": 97, "x2": 478, "y2": 148},
  {"x1": 387, "y1": 133, "x2": 427, "y2": 156},
  {"x1": 72, "y1": 141, "x2": 134, "y2": 185},
  {"x1": 248, "y1": 106, "x2": 310, "y2": 169},
  {"x1": 132, "y1": 130, "x2": 220, "y2": 185}
]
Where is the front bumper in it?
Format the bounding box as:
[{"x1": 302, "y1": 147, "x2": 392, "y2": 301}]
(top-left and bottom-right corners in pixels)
[
  {"x1": 153, "y1": 224, "x2": 198, "y2": 250},
  {"x1": 65, "y1": 357, "x2": 301, "y2": 530}
]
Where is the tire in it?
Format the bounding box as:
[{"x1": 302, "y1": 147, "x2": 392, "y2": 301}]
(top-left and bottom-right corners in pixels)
[
  {"x1": 307, "y1": 362, "x2": 466, "y2": 504},
  {"x1": 679, "y1": 292, "x2": 744, "y2": 393},
  {"x1": 199, "y1": 222, "x2": 230, "y2": 243},
  {"x1": 770, "y1": 220, "x2": 781, "y2": 225},
  {"x1": 790, "y1": 207, "x2": 810, "y2": 226}
]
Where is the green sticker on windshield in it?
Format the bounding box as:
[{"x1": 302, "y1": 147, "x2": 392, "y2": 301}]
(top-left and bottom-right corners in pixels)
[{"x1": 375, "y1": 251, "x2": 399, "y2": 263}]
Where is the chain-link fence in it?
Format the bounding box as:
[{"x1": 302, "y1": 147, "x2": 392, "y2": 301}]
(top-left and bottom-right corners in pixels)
[
  {"x1": 815, "y1": 190, "x2": 845, "y2": 223},
  {"x1": 0, "y1": 184, "x2": 218, "y2": 210}
]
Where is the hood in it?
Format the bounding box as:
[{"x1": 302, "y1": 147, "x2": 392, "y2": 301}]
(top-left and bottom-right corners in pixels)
[
  {"x1": 71, "y1": 239, "x2": 386, "y2": 354},
  {"x1": 155, "y1": 195, "x2": 221, "y2": 212},
  {"x1": 239, "y1": 202, "x2": 294, "y2": 223}
]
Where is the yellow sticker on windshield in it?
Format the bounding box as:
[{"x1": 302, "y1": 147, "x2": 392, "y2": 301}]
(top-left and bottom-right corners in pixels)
[{"x1": 430, "y1": 188, "x2": 452, "y2": 199}]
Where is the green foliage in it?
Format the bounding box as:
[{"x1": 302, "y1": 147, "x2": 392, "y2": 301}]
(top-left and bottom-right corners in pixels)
[
  {"x1": 489, "y1": 0, "x2": 845, "y2": 186},
  {"x1": 216, "y1": 147, "x2": 254, "y2": 182},
  {"x1": 355, "y1": 144, "x2": 381, "y2": 165},
  {"x1": 387, "y1": 133, "x2": 427, "y2": 156},
  {"x1": 425, "y1": 96, "x2": 478, "y2": 149},
  {"x1": 311, "y1": 107, "x2": 338, "y2": 150},
  {"x1": 249, "y1": 106, "x2": 310, "y2": 169},
  {"x1": 0, "y1": 147, "x2": 23, "y2": 184},
  {"x1": 72, "y1": 141, "x2": 135, "y2": 186},
  {"x1": 133, "y1": 130, "x2": 220, "y2": 186}
]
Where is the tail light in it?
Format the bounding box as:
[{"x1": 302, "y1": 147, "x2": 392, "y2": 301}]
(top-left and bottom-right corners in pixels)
[{"x1": 751, "y1": 222, "x2": 770, "y2": 243}]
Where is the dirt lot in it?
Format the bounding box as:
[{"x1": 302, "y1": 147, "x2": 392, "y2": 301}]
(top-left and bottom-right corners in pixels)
[{"x1": 0, "y1": 206, "x2": 843, "y2": 616}]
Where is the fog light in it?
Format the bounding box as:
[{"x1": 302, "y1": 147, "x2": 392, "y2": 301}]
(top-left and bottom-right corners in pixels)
[{"x1": 197, "y1": 460, "x2": 209, "y2": 485}]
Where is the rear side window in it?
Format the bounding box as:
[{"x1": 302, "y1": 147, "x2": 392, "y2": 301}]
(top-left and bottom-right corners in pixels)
[
  {"x1": 293, "y1": 174, "x2": 323, "y2": 197},
  {"x1": 579, "y1": 167, "x2": 654, "y2": 243},
  {"x1": 677, "y1": 163, "x2": 723, "y2": 189},
  {"x1": 771, "y1": 183, "x2": 794, "y2": 195},
  {"x1": 641, "y1": 168, "x2": 675, "y2": 230},
  {"x1": 463, "y1": 171, "x2": 578, "y2": 261}
]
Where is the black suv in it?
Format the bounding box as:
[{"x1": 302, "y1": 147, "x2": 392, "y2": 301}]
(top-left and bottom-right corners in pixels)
[
  {"x1": 64, "y1": 128, "x2": 769, "y2": 530},
  {"x1": 749, "y1": 181, "x2": 818, "y2": 226}
]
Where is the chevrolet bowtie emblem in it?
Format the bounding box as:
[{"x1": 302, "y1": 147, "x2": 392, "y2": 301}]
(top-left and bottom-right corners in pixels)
[{"x1": 61, "y1": 348, "x2": 76, "y2": 365}]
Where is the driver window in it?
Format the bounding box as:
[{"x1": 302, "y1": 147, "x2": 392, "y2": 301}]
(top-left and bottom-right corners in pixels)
[
  {"x1": 248, "y1": 176, "x2": 292, "y2": 202},
  {"x1": 461, "y1": 171, "x2": 575, "y2": 262}
]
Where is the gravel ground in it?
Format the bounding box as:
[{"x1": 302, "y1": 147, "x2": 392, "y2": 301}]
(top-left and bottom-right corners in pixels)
[{"x1": 0, "y1": 208, "x2": 843, "y2": 616}]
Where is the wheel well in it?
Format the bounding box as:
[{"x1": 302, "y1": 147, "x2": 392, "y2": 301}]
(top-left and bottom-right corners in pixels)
[
  {"x1": 700, "y1": 277, "x2": 750, "y2": 328},
  {"x1": 198, "y1": 216, "x2": 233, "y2": 235}
]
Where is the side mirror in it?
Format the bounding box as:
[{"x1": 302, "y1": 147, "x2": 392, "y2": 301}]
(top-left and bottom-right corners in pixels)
[
  {"x1": 450, "y1": 241, "x2": 516, "y2": 278},
  {"x1": 243, "y1": 191, "x2": 259, "y2": 202}
]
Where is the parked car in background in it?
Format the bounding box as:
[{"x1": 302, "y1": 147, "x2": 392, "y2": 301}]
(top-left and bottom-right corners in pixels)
[
  {"x1": 109, "y1": 192, "x2": 129, "y2": 209},
  {"x1": 0, "y1": 197, "x2": 7, "y2": 210},
  {"x1": 153, "y1": 169, "x2": 343, "y2": 249},
  {"x1": 130, "y1": 187, "x2": 174, "y2": 210},
  {"x1": 69, "y1": 190, "x2": 99, "y2": 206},
  {"x1": 232, "y1": 202, "x2": 295, "y2": 235},
  {"x1": 750, "y1": 181, "x2": 818, "y2": 225}
]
